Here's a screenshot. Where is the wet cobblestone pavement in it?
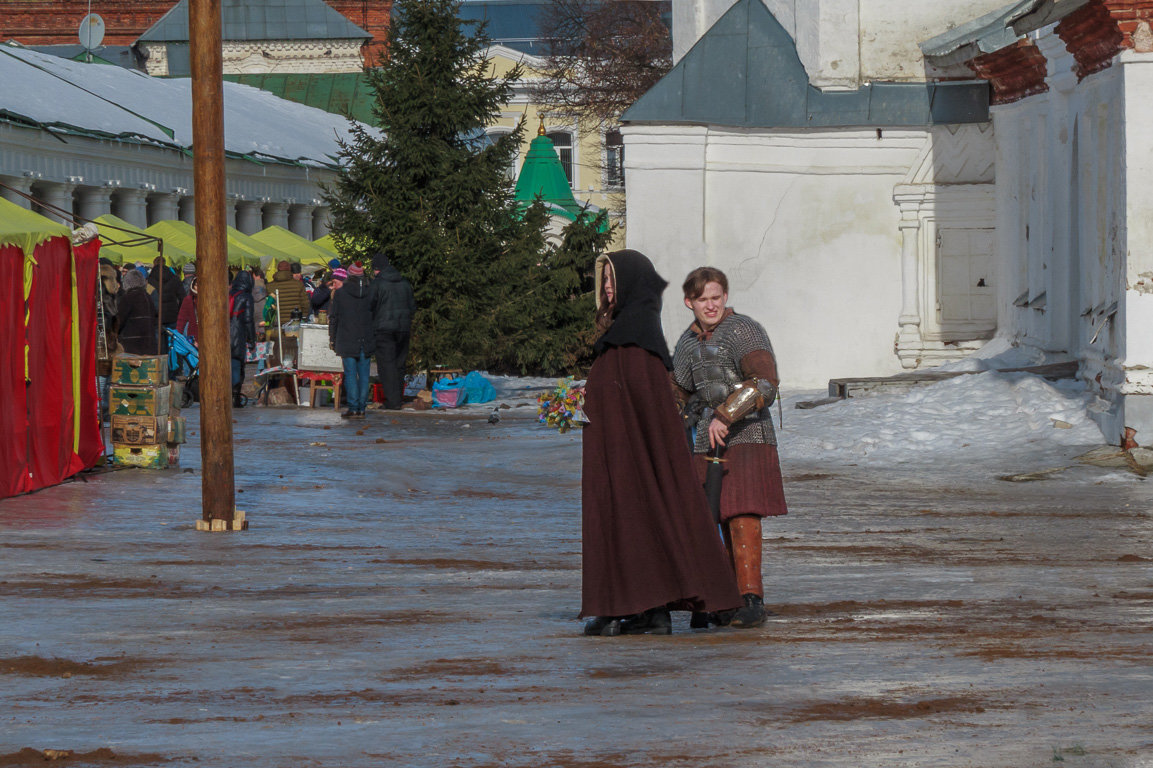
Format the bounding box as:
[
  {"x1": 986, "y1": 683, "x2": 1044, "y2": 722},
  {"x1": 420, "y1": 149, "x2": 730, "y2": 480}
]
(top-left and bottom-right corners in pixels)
[{"x1": 2, "y1": 406, "x2": 1152, "y2": 767}]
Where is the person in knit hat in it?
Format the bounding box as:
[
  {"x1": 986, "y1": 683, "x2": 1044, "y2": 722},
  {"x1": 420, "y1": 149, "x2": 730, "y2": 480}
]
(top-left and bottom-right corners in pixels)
[
  {"x1": 329, "y1": 261, "x2": 374, "y2": 419},
  {"x1": 266, "y1": 258, "x2": 309, "y2": 320}
]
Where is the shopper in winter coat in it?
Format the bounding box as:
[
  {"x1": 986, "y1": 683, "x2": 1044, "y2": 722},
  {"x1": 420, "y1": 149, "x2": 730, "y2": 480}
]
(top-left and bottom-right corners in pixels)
[
  {"x1": 229, "y1": 271, "x2": 257, "y2": 408},
  {"x1": 147, "y1": 256, "x2": 186, "y2": 329},
  {"x1": 176, "y1": 278, "x2": 199, "y2": 343},
  {"x1": 117, "y1": 269, "x2": 159, "y2": 355},
  {"x1": 329, "y1": 262, "x2": 376, "y2": 419},
  {"x1": 368, "y1": 253, "x2": 416, "y2": 410},
  {"x1": 266, "y1": 260, "x2": 309, "y2": 320}
]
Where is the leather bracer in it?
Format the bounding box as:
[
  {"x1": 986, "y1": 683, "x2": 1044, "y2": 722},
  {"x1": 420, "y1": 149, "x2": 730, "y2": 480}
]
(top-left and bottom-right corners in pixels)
[{"x1": 715, "y1": 378, "x2": 777, "y2": 425}]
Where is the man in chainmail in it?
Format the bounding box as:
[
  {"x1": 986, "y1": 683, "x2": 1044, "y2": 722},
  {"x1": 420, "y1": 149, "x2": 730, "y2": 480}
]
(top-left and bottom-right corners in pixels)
[{"x1": 673, "y1": 266, "x2": 789, "y2": 628}]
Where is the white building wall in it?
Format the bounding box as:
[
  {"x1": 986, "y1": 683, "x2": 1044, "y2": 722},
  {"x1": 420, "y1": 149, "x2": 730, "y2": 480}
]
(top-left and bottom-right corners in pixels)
[
  {"x1": 672, "y1": 0, "x2": 1009, "y2": 86},
  {"x1": 624, "y1": 124, "x2": 927, "y2": 389},
  {"x1": 989, "y1": 29, "x2": 1153, "y2": 443}
]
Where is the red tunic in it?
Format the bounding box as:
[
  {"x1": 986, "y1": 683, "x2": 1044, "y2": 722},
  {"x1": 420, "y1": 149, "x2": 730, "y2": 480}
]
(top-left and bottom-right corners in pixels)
[{"x1": 580, "y1": 345, "x2": 742, "y2": 618}]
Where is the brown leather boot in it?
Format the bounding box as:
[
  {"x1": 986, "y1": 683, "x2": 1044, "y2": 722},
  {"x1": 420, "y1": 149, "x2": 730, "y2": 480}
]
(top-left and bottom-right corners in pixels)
[{"x1": 728, "y1": 516, "x2": 768, "y2": 628}]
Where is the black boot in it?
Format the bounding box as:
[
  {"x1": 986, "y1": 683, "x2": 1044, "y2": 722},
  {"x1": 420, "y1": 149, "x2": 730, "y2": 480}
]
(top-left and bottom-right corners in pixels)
[
  {"x1": 621, "y1": 607, "x2": 671, "y2": 635},
  {"x1": 233, "y1": 384, "x2": 244, "y2": 409},
  {"x1": 690, "y1": 609, "x2": 735, "y2": 629},
  {"x1": 730, "y1": 593, "x2": 768, "y2": 628},
  {"x1": 583, "y1": 616, "x2": 622, "y2": 637}
]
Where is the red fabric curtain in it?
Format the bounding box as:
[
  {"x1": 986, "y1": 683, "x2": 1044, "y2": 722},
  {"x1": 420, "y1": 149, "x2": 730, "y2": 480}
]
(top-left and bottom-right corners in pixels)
[
  {"x1": 24, "y1": 236, "x2": 73, "y2": 492},
  {"x1": 73, "y1": 239, "x2": 104, "y2": 469},
  {"x1": 2, "y1": 236, "x2": 105, "y2": 499},
  {"x1": 0, "y1": 243, "x2": 29, "y2": 497}
]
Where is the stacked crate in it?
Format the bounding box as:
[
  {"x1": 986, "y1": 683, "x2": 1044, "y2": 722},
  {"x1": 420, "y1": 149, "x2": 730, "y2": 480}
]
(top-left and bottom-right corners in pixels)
[{"x1": 109, "y1": 353, "x2": 186, "y2": 468}]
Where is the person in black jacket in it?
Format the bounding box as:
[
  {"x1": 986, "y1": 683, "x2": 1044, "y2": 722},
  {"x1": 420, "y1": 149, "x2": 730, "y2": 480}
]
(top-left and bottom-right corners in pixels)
[
  {"x1": 329, "y1": 261, "x2": 376, "y2": 419},
  {"x1": 117, "y1": 269, "x2": 159, "y2": 355},
  {"x1": 147, "y1": 256, "x2": 186, "y2": 329},
  {"x1": 368, "y1": 253, "x2": 416, "y2": 410},
  {"x1": 229, "y1": 271, "x2": 257, "y2": 408}
]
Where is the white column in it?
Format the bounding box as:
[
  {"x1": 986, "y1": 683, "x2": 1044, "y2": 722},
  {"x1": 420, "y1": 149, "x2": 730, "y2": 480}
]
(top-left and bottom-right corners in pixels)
[
  {"x1": 0, "y1": 174, "x2": 36, "y2": 209},
  {"x1": 236, "y1": 200, "x2": 264, "y2": 234},
  {"x1": 35, "y1": 181, "x2": 77, "y2": 224},
  {"x1": 262, "y1": 201, "x2": 290, "y2": 231},
  {"x1": 312, "y1": 206, "x2": 332, "y2": 239},
  {"x1": 76, "y1": 186, "x2": 115, "y2": 221},
  {"x1": 225, "y1": 196, "x2": 240, "y2": 229},
  {"x1": 148, "y1": 191, "x2": 181, "y2": 225},
  {"x1": 288, "y1": 203, "x2": 316, "y2": 238},
  {"x1": 114, "y1": 187, "x2": 151, "y2": 228},
  {"x1": 893, "y1": 188, "x2": 923, "y2": 369},
  {"x1": 178, "y1": 192, "x2": 196, "y2": 224}
]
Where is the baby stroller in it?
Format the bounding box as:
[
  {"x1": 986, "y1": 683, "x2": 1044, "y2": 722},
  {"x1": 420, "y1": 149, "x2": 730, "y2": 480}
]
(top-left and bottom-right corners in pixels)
[{"x1": 166, "y1": 327, "x2": 199, "y2": 409}]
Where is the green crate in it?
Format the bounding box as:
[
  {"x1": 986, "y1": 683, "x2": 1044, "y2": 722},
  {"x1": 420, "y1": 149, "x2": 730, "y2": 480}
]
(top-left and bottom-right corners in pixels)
[
  {"x1": 113, "y1": 442, "x2": 169, "y2": 469},
  {"x1": 109, "y1": 384, "x2": 171, "y2": 418},
  {"x1": 111, "y1": 354, "x2": 169, "y2": 387}
]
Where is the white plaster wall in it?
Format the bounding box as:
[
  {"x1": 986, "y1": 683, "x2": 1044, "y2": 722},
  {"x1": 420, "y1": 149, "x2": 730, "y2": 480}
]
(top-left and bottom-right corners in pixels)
[
  {"x1": 625, "y1": 124, "x2": 924, "y2": 389},
  {"x1": 991, "y1": 30, "x2": 1135, "y2": 440},
  {"x1": 857, "y1": 0, "x2": 1010, "y2": 83},
  {"x1": 673, "y1": 0, "x2": 1010, "y2": 85}
]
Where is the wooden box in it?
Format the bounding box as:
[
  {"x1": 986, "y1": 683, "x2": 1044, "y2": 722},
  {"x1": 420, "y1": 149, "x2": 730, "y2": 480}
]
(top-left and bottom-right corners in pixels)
[
  {"x1": 111, "y1": 415, "x2": 163, "y2": 445},
  {"x1": 110, "y1": 384, "x2": 170, "y2": 418},
  {"x1": 167, "y1": 415, "x2": 186, "y2": 445},
  {"x1": 169, "y1": 379, "x2": 185, "y2": 411},
  {"x1": 111, "y1": 353, "x2": 169, "y2": 387},
  {"x1": 113, "y1": 442, "x2": 169, "y2": 469}
]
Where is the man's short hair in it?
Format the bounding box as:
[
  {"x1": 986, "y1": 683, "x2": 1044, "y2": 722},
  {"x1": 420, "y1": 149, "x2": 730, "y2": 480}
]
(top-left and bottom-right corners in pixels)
[{"x1": 682, "y1": 267, "x2": 729, "y2": 299}]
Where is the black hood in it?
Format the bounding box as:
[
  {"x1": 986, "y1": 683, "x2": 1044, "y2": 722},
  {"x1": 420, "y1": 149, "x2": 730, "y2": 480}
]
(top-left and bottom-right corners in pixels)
[
  {"x1": 230, "y1": 271, "x2": 254, "y2": 294},
  {"x1": 593, "y1": 249, "x2": 672, "y2": 369}
]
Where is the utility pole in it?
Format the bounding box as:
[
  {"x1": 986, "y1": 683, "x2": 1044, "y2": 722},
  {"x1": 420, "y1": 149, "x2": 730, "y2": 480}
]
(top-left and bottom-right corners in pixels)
[{"x1": 190, "y1": 0, "x2": 239, "y2": 531}]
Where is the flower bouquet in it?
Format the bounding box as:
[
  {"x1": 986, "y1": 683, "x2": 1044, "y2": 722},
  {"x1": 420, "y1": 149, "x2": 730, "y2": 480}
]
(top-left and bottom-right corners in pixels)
[{"x1": 537, "y1": 377, "x2": 587, "y2": 434}]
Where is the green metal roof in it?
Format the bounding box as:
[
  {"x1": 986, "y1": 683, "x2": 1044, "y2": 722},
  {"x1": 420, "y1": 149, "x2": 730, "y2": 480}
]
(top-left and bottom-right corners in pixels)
[
  {"x1": 623, "y1": 0, "x2": 990, "y2": 129},
  {"x1": 223, "y1": 73, "x2": 375, "y2": 124},
  {"x1": 138, "y1": 0, "x2": 370, "y2": 43},
  {"x1": 514, "y1": 133, "x2": 583, "y2": 216},
  {"x1": 513, "y1": 132, "x2": 608, "y2": 231}
]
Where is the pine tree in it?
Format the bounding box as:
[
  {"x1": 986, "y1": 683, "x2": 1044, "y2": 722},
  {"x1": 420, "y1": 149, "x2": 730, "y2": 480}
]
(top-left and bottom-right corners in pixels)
[{"x1": 322, "y1": 0, "x2": 537, "y2": 371}]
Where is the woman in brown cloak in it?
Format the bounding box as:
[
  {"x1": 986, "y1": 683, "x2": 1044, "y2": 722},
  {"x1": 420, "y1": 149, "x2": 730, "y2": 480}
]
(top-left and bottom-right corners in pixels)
[{"x1": 581, "y1": 250, "x2": 741, "y2": 636}]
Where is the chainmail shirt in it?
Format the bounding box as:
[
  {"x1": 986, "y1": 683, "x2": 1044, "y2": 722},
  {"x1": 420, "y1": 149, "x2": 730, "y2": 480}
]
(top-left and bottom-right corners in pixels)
[{"x1": 673, "y1": 312, "x2": 777, "y2": 453}]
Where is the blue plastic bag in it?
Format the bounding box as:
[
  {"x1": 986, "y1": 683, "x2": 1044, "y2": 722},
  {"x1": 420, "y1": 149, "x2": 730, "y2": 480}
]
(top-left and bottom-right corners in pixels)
[{"x1": 462, "y1": 371, "x2": 496, "y2": 405}]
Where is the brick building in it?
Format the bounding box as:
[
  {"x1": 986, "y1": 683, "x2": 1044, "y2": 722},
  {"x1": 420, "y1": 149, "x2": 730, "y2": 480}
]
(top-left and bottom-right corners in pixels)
[{"x1": 0, "y1": 0, "x2": 390, "y2": 62}]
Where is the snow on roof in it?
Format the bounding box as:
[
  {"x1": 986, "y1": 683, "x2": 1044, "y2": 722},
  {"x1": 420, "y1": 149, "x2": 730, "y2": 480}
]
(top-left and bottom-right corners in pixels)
[{"x1": 0, "y1": 44, "x2": 370, "y2": 168}]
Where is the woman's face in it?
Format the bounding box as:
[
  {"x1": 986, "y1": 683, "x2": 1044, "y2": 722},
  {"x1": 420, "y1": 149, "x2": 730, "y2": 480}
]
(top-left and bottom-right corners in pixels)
[{"x1": 603, "y1": 263, "x2": 615, "y2": 304}]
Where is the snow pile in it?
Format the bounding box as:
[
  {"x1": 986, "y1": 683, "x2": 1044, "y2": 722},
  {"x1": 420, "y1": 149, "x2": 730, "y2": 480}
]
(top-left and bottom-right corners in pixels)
[
  {"x1": 780, "y1": 370, "x2": 1105, "y2": 465},
  {"x1": 933, "y1": 337, "x2": 1069, "y2": 372}
]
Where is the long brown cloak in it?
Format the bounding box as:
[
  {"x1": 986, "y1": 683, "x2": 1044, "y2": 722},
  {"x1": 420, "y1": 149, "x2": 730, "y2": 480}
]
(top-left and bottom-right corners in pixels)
[{"x1": 581, "y1": 345, "x2": 741, "y2": 618}]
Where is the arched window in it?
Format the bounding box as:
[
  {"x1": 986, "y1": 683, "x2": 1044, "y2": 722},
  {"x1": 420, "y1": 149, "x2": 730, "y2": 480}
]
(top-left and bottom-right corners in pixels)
[{"x1": 547, "y1": 131, "x2": 574, "y2": 187}]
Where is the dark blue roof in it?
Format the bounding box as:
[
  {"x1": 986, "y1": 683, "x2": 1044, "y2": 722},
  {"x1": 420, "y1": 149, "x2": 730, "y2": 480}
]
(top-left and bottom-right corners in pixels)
[
  {"x1": 624, "y1": 0, "x2": 990, "y2": 128},
  {"x1": 456, "y1": 0, "x2": 549, "y2": 55}
]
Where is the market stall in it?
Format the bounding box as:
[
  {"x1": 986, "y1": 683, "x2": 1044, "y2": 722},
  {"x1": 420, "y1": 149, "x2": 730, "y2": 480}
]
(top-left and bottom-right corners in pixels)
[{"x1": 0, "y1": 198, "x2": 103, "y2": 498}]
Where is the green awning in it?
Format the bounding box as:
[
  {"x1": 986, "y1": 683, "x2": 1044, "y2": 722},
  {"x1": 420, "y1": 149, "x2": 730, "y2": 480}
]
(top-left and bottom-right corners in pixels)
[
  {"x1": 0, "y1": 198, "x2": 69, "y2": 257},
  {"x1": 252, "y1": 225, "x2": 340, "y2": 266},
  {"x1": 94, "y1": 213, "x2": 194, "y2": 267},
  {"x1": 145, "y1": 220, "x2": 252, "y2": 267},
  {"x1": 227, "y1": 226, "x2": 299, "y2": 269}
]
